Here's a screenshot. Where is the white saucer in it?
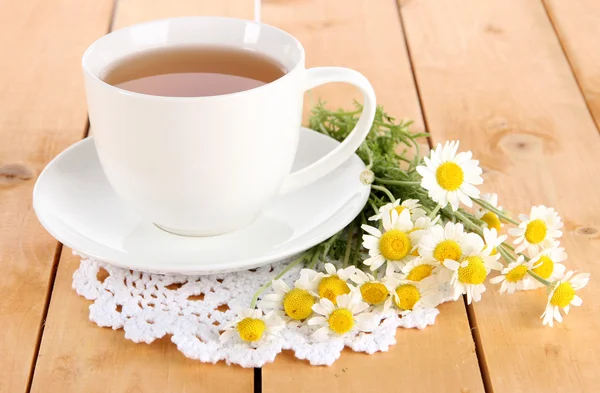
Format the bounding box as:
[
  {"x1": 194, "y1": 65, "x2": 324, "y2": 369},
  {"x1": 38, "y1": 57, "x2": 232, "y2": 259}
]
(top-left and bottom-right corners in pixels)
[{"x1": 33, "y1": 128, "x2": 369, "y2": 275}]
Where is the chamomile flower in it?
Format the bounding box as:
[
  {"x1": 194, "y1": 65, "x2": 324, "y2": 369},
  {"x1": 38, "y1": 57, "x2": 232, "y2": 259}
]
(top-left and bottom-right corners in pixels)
[
  {"x1": 416, "y1": 141, "x2": 483, "y2": 211},
  {"x1": 526, "y1": 247, "x2": 567, "y2": 288},
  {"x1": 391, "y1": 278, "x2": 443, "y2": 315},
  {"x1": 412, "y1": 215, "x2": 440, "y2": 232},
  {"x1": 400, "y1": 257, "x2": 440, "y2": 282},
  {"x1": 482, "y1": 227, "x2": 507, "y2": 256},
  {"x1": 445, "y1": 251, "x2": 503, "y2": 304},
  {"x1": 489, "y1": 256, "x2": 536, "y2": 294},
  {"x1": 541, "y1": 271, "x2": 590, "y2": 327},
  {"x1": 475, "y1": 193, "x2": 504, "y2": 231},
  {"x1": 308, "y1": 291, "x2": 377, "y2": 341},
  {"x1": 362, "y1": 209, "x2": 421, "y2": 275},
  {"x1": 219, "y1": 309, "x2": 284, "y2": 344},
  {"x1": 418, "y1": 222, "x2": 484, "y2": 268},
  {"x1": 260, "y1": 279, "x2": 316, "y2": 321},
  {"x1": 369, "y1": 198, "x2": 426, "y2": 222},
  {"x1": 509, "y1": 205, "x2": 563, "y2": 255},
  {"x1": 350, "y1": 270, "x2": 395, "y2": 307},
  {"x1": 295, "y1": 263, "x2": 357, "y2": 304}
]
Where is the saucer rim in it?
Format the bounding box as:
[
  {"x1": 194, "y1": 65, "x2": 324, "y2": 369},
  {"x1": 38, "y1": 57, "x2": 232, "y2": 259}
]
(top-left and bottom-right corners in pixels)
[{"x1": 33, "y1": 128, "x2": 370, "y2": 275}]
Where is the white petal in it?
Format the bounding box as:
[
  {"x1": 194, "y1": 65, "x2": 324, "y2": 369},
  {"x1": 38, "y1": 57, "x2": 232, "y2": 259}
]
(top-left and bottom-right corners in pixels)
[
  {"x1": 354, "y1": 313, "x2": 378, "y2": 332},
  {"x1": 307, "y1": 316, "x2": 327, "y2": 326},
  {"x1": 324, "y1": 263, "x2": 336, "y2": 276},
  {"x1": 554, "y1": 308, "x2": 563, "y2": 323},
  {"x1": 272, "y1": 279, "x2": 290, "y2": 294},
  {"x1": 312, "y1": 298, "x2": 335, "y2": 316},
  {"x1": 489, "y1": 275, "x2": 505, "y2": 284},
  {"x1": 448, "y1": 192, "x2": 460, "y2": 211},
  {"x1": 336, "y1": 293, "x2": 352, "y2": 309},
  {"x1": 351, "y1": 301, "x2": 370, "y2": 315},
  {"x1": 263, "y1": 293, "x2": 284, "y2": 302},
  {"x1": 219, "y1": 329, "x2": 236, "y2": 343},
  {"x1": 457, "y1": 189, "x2": 473, "y2": 207},
  {"x1": 571, "y1": 295, "x2": 583, "y2": 307},
  {"x1": 382, "y1": 208, "x2": 393, "y2": 231},
  {"x1": 311, "y1": 326, "x2": 330, "y2": 341},
  {"x1": 444, "y1": 260, "x2": 460, "y2": 270},
  {"x1": 366, "y1": 255, "x2": 386, "y2": 271},
  {"x1": 362, "y1": 225, "x2": 382, "y2": 238},
  {"x1": 363, "y1": 235, "x2": 380, "y2": 250}
]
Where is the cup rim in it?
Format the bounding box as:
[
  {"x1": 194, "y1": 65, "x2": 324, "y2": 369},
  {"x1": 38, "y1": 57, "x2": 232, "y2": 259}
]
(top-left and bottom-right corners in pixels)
[{"x1": 82, "y1": 16, "x2": 306, "y2": 100}]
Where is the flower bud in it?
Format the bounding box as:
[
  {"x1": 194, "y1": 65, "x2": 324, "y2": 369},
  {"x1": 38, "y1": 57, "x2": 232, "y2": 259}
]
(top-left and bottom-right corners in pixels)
[{"x1": 360, "y1": 169, "x2": 374, "y2": 185}]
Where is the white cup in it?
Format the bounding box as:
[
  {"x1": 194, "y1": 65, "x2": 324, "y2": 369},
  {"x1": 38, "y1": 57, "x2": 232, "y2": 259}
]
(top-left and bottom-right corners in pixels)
[{"x1": 83, "y1": 16, "x2": 376, "y2": 236}]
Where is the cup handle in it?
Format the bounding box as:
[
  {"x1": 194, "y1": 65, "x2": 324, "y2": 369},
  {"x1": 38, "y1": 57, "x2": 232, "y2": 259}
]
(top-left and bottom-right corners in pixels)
[{"x1": 279, "y1": 67, "x2": 377, "y2": 195}]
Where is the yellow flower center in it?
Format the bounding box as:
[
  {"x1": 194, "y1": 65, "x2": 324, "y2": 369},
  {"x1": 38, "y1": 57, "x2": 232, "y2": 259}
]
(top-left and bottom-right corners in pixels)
[
  {"x1": 433, "y1": 240, "x2": 462, "y2": 265},
  {"x1": 524, "y1": 219, "x2": 548, "y2": 244},
  {"x1": 237, "y1": 317, "x2": 266, "y2": 342},
  {"x1": 406, "y1": 264, "x2": 434, "y2": 281},
  {"x1": 318, "y1": 275, "x2": 350, "y2": 304},
  {"x1": 283, "y1": 289, "x2": 315, "y2": 320},
  {"x1": 389, "y1": 206, "x2": 406, "y2": 220},
  {"x1": 394, "y1": 284, "x2": 421, "y2": 311},
  {"x1": 379, "y1": 229, "x2": 411, "y2": 260},
  {"x1": 360, "y1": 282, "x2": 389, "y2": 305},
  {"x1": 482, "y1": 212, "x2": 501, "y2": 231},
  {"x1": 550, "y1": 282, "x2": 575, "y2": 308},
  {"x1": 327, "y1": 308, "x2": 354, "y2": 334},
  {"x1": 436, "y1": 162, "x2": 464, "y2": 191},
  {"x1": 457, "y1": 256, "x2": 487, "y2": 285},
  {"x1": 505, "y1": 265, "x2": 528, "y2": 283},
  {"x1": 532, "y1": 256, "x2": 554, "y2": 279}
]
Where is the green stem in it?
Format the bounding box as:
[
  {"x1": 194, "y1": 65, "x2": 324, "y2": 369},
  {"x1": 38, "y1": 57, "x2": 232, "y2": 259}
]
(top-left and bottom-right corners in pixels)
[
  {"x1": 527, "y1": 269, "x2": 552, "y2": 287},
  {"x1": 473, "y1": 198, "x2": 519, "y2": 226},
  {"x1": 374, "y1": 178, "x2": 420, "y2": 187},
  {"x1": 342, "y1": 222, "x2": 355, "y2": 268},
  {"x1": 397, "y1": 155, "x2": 412, "y2": 164},
  {"x1": 368, "y1": 199, "x2": 379, "y2": 216},
  {"x1": 454, "y1": 210, "x2": 483, "y2": 235},
  {"x1": 308, "y1": 247, "x2": 320, "y2": 269},
  {"x1": 371, "y1": 184, "x2": 396, "y2": 202},
  {"x1": 322, "y1": 231, "x2": 340, "y2": 260},
  {"x1": 362, "y1": 143, "x2": 374, "y2": 170},
  {"x1": 420, "y1": 204, "x2": 432, "y2": 215},
  {"x1": 249, "y1": 253, "x2": 310, "y2": 308},
  {"x1": 410, "y1": 137, "x2": 421, "y2": 166},
  {"x1": 429, "y1": 204, "x2": 442, "y2": 219},
  {"x1": 497, "y1": 245, "x2": 515, "y2": 265}
]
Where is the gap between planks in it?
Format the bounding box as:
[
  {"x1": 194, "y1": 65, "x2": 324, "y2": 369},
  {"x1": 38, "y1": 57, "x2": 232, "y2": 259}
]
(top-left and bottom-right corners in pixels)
[
  {"x1": 539, "y1": 0, "x2": 600, "y2": 136},
  {"x1": 24, "y1": 243, "x2": 62, "y2": 393},
  {"x1": 393, "y1": 2, "x2": 493, "y2": 391},
  {"x1": 25, "y1": 0, "x2": 118, "y2": 388}
]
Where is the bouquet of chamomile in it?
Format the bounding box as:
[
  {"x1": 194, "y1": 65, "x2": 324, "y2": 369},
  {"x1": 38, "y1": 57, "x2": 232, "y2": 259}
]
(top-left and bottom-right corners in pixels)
[{"x1": 219, "y1": 102, "x2": 590, "y2": 345}]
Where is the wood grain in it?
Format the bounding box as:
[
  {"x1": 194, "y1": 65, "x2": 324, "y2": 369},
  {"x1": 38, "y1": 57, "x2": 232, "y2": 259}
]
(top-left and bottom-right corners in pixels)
[
  {"x1": 262, "y1": 1, "x2": 483, "y2": 392},
  {"x1": 30, "y1": 250, "x2": 254, "y2": 393},
  {"x1": 0, "y1": 1, "x2": 114, "y2": 392},
  {"x1": 400, "y1": 0, "x2": 600, "y2": 391},
  {"x1": 28, "y1": 2, "x2": 256, "y2": 392},
  {"x1": 543, "y1": 0, "x2": 600, "y2": 128}
]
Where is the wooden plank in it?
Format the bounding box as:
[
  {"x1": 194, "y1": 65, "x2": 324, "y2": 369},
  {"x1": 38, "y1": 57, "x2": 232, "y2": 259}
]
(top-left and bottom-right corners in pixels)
[
  {"x1": 262, "y1": 1, "x2": 484, "y2": 392},
  {"x1": 30, "y1": 250, "x2": 254, "y2": 393},
  {"x1": 399, "y1": 0, "x2": 600, "y2": 391},
  {"x1": 29, "y1": 2, "x2": 255, "y2": 393},
  {"x1": 0, "y1": 1, "x2": 114, "y2": 392},
  {"x1": 543, "y1": 0, "x2": 600, "y2": 128}
]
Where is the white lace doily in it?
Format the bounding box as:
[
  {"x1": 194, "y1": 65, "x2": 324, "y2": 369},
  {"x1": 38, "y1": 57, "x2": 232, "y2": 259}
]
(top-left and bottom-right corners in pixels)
[{"x1": 72, "y1": 252, "x2": 448, "y2": 367}]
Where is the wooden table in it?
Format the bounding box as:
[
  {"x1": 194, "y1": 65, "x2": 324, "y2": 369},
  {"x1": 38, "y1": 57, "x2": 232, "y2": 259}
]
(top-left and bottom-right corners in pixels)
[{"x1": 2, "y1": 0, "x2": 599, "y2": 392}]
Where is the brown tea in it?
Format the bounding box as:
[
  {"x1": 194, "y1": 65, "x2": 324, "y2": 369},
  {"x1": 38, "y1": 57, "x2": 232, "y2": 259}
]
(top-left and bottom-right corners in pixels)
[{"x1": 102, "y1": 46, "x2": 287, "y2": 97}]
